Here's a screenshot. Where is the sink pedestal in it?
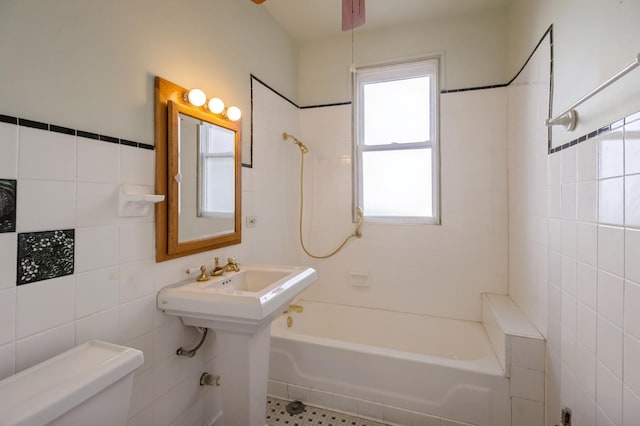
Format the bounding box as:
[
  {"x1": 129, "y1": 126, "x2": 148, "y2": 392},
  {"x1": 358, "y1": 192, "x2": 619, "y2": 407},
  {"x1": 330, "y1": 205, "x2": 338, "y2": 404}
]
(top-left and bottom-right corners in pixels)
[{"x1": 217, "y1": 324, "x2": 271, "y2": 426}]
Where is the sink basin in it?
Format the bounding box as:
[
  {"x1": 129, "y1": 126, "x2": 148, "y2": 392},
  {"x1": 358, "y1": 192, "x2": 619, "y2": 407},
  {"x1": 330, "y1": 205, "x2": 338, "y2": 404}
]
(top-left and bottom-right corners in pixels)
[
  {"x1": 157, "y1": 264, "x2": 317, "y2": 331},
  {"x1": 157, "y1": 263, "x2": 317, "y2": 425}
]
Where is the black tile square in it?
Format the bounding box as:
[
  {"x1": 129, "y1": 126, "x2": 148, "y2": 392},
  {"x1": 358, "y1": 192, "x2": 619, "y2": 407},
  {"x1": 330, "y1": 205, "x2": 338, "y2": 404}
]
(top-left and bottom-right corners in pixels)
[
  {"x1": 17, "y1": 230, "x2": 75, "y2": 285},
  {"x1": 0, "y1": 179, "x2": 16, "y2": 233}
]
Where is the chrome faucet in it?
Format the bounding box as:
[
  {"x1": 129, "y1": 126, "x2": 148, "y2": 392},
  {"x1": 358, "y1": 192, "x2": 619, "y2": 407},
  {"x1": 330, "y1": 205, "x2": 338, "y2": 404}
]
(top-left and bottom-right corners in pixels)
[{"x1": 211, "y1": 257, "x2": 240, "y2": 276}]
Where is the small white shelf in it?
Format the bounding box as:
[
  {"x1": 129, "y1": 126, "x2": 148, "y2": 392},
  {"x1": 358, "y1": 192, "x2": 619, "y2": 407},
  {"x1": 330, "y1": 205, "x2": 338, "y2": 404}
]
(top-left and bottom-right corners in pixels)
[{"x1": 118, "y1": 184, "x2": 164, "y2": 217}]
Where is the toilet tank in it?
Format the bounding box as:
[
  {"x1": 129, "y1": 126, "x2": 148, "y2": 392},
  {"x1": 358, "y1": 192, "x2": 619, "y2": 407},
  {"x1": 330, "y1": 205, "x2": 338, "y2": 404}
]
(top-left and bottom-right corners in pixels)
[{"x1": 0, "y1": 340, "x2": 144, "y2": 426}]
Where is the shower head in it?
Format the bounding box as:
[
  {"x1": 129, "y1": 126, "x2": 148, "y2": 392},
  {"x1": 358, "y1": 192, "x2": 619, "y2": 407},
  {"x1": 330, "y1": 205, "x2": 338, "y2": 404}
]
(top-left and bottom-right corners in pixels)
[{"x1": 282, "y1": 132, "x2": 309, "y2": 154}]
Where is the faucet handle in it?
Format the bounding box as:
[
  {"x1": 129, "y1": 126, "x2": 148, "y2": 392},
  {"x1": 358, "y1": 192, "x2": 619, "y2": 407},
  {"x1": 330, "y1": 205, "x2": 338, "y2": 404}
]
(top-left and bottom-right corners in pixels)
[
  {"x1": 227, "y1": 257, "x2": 237, "y2": 264},
  {"x1": 214, "y1": 257, "x2": 220, "y2": 267},
  {"x1": 196, "y1": 265, "x2": 210, "y2": 282}
]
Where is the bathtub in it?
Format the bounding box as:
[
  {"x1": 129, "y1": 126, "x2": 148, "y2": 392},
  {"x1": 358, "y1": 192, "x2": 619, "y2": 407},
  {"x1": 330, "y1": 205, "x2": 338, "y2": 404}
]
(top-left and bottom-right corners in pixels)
[{"x1": 269, "y1": 300, "x2": 510, "y2": 426}]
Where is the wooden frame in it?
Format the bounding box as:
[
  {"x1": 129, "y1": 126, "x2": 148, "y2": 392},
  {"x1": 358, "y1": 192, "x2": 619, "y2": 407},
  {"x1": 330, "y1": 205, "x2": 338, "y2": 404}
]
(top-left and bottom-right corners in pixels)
[{"x1": 155, "y1": 77, "x2": 242, "y2": 262}]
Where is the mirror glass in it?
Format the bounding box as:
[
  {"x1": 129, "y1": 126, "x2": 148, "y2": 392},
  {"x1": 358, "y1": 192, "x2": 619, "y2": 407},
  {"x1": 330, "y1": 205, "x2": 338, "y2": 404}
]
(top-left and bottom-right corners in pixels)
[
  {"x1": 155, "y1": 77, "x2": 241, "y2": 262},
  {"x1": 177, "y1": 112, "x2": 236, "y2": 242}
]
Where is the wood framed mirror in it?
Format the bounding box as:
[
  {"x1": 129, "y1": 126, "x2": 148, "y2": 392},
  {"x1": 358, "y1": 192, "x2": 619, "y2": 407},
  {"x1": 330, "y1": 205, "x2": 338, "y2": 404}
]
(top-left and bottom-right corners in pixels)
[{"x1": 155, "y1": 77, "x2": 241, "y2": 262}]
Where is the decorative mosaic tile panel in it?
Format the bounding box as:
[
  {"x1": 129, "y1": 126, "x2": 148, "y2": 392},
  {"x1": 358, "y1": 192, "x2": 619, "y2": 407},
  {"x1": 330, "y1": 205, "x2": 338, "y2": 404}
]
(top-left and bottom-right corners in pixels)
[
  {"x1": 0, "y1": 179, "x2": 16, "y2": 233},
  {"x1": 266, "y1": 397, "x2": 388, "y2": 426},
  {"x1": 17, "y1": 229, "x2": 75, "y2": 285}
]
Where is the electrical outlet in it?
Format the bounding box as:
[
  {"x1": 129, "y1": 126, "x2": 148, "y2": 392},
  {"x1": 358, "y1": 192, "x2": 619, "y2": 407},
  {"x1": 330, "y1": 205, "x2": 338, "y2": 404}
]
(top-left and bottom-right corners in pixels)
[{"x1": 246, "y1": 216, "x2": 257, "y2": 228}]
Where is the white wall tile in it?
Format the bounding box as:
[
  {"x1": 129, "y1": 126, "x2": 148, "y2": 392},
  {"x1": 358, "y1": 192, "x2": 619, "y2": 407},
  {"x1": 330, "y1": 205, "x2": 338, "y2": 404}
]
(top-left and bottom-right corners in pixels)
[
  {"x1": 577, "y1": 180, "x2": 598, "y2": 223},
  {"x1": 625, "y1": 120, "x2": 640, "y2": 175},
  {"x1": 578, "y1": 302, "x2": 597, "y2": 354},
  {"x1": 623, "y1": 386, "x2": 640, "y2": 425},
  {"x1": 75, "y1": 225, "x2": 119, "y2": 272},
  {"x1": 153, "y1": 318, "x2": 182, "y2": 363},
  {"x1": 75, "y1": 306, "x2": 119, "y2": 344},
  {"x1": 548, "y1": 218, "x2": 562, "y2": 253},
  {"x1": 126, "y1": 331, "x2": 155, "y2": 374},
  {"x1": 0, "y1": 342, "x2": 15, "y2": 380},
  {"x1": 625, "y1": 281, "x2": 640, "y2": 340},
  {"x1": 577, "y1": 263, "x2": 597, "y2": 309},
  {"x1": 561, "y1": 183, "x2": 577, "y2": 220},
  {"x1": 598, "y1": 178, "x2": 624, "y2": 226},
  {"x1": 77, "y1": 138, "x2": 120, "y2": 183},
  {"x1": 16, "y1": 180, "x2": 75, "y2": 232},
  {"x1": 511, "y1": 397, "x2": 544, "y2": 426},
  {"x1": 561, "y1": 256, "x2": 577, "y2": 296},
  {"x1": 624, "y1": 333, "x2": 640, "y2": 396},
  {"x1": 15, "y1": 322, "x2": 75, "y2": 372},
  {"x1": 626, "y1": 174, "x2": 640, "y2": 228},
  {"x1": 596, "y1": 405, "x2": 616, "y2": 426},
  {"x1": 18, "y1": 127, "x2": 76, "y2": 181},
  {"x1": 15, "y1": 275, "x2": 75, "y2": 339},
  {"x1": 511, "y1": 366, "x2": 545, "y2": 401},
  {"x1": 76, "y1": 182, "x2": 118, "y2": 227},
  {"x1": 576, "y1": 342, "x2": 597, "y2": 398},
  {"x1": 597, "y1": 316, "x2": 623, "y2": 378},
  {"x1": 120, "y1": 146, "x2": 154, "y2": 186},
  {"x1": 0, "y1": 122, "x2": 18, "y2": 178},
  {"x1": 598, "y1": 225, "x2": 624, "y2": 277},
  {"x1": 119, "y1": 260, "x2": 155, "y2": 303},
  {"x1": 287, "y1": 384, "x2": 310, "y2": 402},
  {"x1": 576, "y1": 223, "x2": 597, "y2": 266},
  {"x1": 382, "y1": 404, "x2": 412, "y2": 425},
  {"x1": 129, "y1": 368, "x2": 154, "y2": 418},
  {"x1": 598, "y1": 132, "x2": 624, "y2": 179},
  {"x1": 576, "y1": 388, "x2": 596, "y2": 426},
  {"x1": 119, "y1": 295, "x2": 155, "y2": 343},
  {"x1": 625, "y1": 228, "x2": 640, "y2": 284},
  {"x1": 561, "y1": 220, "x2": 577, "y2": 258},
  {"x1": 577, "y1": 138, "x2": 598, "y2": 182},
  {"x1": 0, "y1": 233, "x2": 17, "y2": 289},
  {"x1": 597, "y1": 271, "x2": 624, "y2": 327},
  {"x1": 596, "y1": 360, "x2": 623, "y2": 426},
  {"x1": 510, "y1": 336, "x2": 545, "y2": 372},
  {"x1": 562, "y1": 147, "x2": 577, "y2": 184},
  {"x1": 119, "y1": 222, "x2": 153, "y2": 263},
  {"x1": 75, "y1": 266, "x2": 119, "y2": 318},
  {"x1": 0, "y1": 288, "x2": 15, "y2": 345}
]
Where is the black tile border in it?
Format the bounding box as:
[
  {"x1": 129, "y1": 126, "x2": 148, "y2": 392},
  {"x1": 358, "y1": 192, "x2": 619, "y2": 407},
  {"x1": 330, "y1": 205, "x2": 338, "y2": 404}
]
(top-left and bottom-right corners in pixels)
[
  {"x1": 548, "y1": 112, "x2": 639, "y2": 155},
  {"x1": 0, "y1": 114, "x2": 154, "y2": 151}
]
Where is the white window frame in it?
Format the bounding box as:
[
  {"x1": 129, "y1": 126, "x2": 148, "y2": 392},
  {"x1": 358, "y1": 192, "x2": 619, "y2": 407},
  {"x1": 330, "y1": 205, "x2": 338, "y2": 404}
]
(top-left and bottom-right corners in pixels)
[{"x1": 353, "y1": 58, "x2": 440, "y2": 225}]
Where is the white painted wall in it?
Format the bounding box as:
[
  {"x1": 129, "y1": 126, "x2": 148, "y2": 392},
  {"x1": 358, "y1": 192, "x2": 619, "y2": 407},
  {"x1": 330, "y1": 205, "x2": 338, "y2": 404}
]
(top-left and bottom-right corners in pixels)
[{"x1": 298, "y1": 7, "x2": 507, "y2": 105}]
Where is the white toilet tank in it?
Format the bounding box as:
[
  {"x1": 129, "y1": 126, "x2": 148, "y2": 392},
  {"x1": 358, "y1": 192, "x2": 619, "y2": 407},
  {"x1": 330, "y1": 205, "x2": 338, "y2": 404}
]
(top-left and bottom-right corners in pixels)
[{"x1": 0, "y1": 340, "x2": 144, "y2": 426}]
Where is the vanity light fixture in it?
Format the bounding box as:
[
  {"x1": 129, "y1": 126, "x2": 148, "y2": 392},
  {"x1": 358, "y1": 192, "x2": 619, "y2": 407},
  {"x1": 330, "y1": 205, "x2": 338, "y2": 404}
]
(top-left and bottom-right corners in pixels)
[
  {"x1": 184, "y1": 88, "x2": 241, "y2": 121},
  {"x1": 185, "y1": 88, "x2": 207, "y2": 107},
  {"x1": 226, "y1": 106, "x2": 242, "y2": 122},
  {"x1": 207, "y1": 97, "x2": 225, "y2": 114}
]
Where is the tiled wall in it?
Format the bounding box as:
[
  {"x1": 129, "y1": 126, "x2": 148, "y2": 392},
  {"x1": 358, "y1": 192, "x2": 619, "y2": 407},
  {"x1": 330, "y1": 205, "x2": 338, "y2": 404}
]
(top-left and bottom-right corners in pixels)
[
  {"x1": 506, "y1": 29, "x2": 640, "y2": 426},
  {"x1": 296, "y1": 88, "x2": 509, "y2": 322},
  {"x1": 0, "y1": 118, "x2": 214, "y2": 426}
]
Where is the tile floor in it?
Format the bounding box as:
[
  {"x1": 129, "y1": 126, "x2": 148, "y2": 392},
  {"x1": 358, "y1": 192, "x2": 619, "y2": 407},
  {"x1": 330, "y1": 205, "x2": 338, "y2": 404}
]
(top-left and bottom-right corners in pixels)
[{"x1": 266, "y1": 397, "x2": 389, "y2": 426}]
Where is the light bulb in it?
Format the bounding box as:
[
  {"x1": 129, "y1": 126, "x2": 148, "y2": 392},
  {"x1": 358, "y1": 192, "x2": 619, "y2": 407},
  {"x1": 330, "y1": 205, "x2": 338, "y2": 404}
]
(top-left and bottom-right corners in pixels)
[
  {"x1": 226, "y1": 106, "x2": 242, "y2": 121},
  {"x1": 207, "y1": 97, "x2": 225, "y2": 114},
  {"x1": 186, "y1": 89, "x2": 206, "y2": 107}
]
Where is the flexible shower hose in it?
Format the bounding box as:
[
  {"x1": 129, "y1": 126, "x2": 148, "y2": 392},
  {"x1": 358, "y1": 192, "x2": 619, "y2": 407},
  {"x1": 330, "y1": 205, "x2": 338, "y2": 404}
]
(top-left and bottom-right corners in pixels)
[{"x1": 296, "y1": 146, "x2": 363, "y2": 259}]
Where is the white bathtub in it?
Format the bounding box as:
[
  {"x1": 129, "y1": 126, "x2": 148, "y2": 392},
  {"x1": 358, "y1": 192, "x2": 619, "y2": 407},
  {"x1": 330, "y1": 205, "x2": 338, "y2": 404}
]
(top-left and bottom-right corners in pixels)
[{"x1": 269, "y1": 300, "x2": 510, "y2": 425}]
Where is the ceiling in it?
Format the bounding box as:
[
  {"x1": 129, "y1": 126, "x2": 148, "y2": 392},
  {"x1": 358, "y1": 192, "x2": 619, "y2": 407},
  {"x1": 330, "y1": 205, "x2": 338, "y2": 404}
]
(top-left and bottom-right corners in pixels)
[{"x1": 261, "y1": 0, "x2": 511, "y2": 43}]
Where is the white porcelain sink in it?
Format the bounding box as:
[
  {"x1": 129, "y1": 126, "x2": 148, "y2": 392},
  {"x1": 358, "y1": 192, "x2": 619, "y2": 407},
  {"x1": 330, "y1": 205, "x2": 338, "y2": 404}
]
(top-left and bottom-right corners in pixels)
[
  {"x1": 157, "y1": 264, "x2": 317, "y2": 331},
  {"x1": 157, "y1": 263, "x2": 316, "y2": 425}
]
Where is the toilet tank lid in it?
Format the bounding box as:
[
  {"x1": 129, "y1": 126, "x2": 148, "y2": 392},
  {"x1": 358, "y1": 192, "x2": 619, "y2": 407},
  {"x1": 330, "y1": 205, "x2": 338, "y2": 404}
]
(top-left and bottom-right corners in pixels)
[{"x1": 0, "y1": 340, "x2": 144, "y2": 426}]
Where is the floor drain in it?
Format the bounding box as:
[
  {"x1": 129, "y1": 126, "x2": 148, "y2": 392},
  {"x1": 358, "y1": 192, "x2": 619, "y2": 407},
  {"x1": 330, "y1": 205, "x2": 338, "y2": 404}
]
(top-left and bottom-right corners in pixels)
[{"x1": 285, "y1": 400, "x2": 305, "y2": 415}]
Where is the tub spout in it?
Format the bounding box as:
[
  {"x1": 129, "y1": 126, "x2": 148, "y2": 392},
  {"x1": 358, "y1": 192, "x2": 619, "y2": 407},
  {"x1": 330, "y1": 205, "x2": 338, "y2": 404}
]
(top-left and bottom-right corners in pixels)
[{"x1": 284, "y1": 304, "x2": 303, "y2": 314}]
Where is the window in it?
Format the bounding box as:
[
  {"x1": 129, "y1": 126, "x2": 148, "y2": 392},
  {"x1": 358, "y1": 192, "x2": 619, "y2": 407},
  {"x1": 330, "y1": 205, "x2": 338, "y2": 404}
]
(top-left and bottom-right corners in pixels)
[{"x1": 353, "y1": 58, "x2": 440, "y2": 224}]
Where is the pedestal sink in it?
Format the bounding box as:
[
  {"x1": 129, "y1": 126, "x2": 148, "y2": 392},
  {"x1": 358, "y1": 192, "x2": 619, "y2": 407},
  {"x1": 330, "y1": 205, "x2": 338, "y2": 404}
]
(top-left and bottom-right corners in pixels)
[{"x1": 157, "y1": 264, "x2": 317, "y2": 426}]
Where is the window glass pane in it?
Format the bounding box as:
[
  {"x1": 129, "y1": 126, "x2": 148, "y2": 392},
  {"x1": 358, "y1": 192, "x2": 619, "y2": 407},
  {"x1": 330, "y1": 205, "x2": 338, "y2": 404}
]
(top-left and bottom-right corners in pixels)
[
  {"x1": 363, "y1": 76, "x2": 430, "y2": 146},
  {"x1": 362, "y1": 148, "x2": 432, "y2": 217}
]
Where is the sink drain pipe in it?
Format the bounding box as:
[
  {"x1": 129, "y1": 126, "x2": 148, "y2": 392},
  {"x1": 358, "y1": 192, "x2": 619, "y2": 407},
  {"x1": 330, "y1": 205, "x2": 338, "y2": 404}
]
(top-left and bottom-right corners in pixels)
[{"x1": 176, "y1": 327, "x2": 208, "y2": 358}]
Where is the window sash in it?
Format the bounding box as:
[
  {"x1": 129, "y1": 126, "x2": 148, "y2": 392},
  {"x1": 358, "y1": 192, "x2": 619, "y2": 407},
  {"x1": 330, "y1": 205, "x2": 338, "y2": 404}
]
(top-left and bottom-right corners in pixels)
[{"x1": 353, "y1": 58, "x2": 440, "y2": 224}]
